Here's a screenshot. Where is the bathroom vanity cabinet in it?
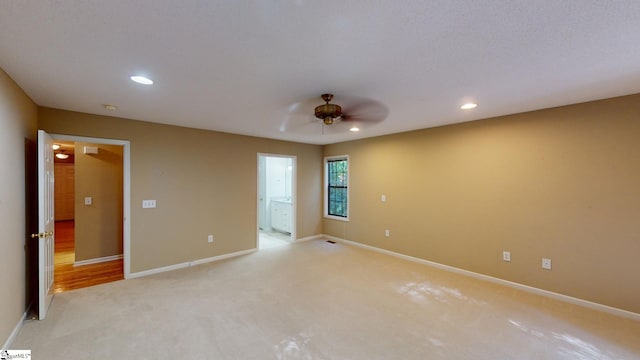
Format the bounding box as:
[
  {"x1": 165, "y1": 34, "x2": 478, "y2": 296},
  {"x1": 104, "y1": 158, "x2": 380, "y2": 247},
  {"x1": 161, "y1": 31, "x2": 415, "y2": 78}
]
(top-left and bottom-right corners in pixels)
[{"x1": 270, "y1": 200, "x2": 291, "y2": 233}]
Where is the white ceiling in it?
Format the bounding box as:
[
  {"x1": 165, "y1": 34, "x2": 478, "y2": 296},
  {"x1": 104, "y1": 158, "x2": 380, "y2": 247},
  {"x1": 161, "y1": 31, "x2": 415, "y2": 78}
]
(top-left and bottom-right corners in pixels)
[{"x1": 1, "y1": 1, "x2": 640, "y2": 145}]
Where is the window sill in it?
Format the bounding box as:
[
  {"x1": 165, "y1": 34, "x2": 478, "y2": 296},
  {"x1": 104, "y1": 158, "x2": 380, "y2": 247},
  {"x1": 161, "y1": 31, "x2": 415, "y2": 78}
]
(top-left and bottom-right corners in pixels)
[{"x1": 324, "y1": 215, "x2": 349, "y2": 222}]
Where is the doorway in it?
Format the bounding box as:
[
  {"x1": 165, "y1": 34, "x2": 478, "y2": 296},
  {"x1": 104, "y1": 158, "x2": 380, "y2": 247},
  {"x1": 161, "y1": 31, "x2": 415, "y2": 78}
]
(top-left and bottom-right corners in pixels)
[
  {"x1": 51, "y1": 140, "x2": 125, "y2": 292},
  {"x1": 50, "y1": 134, "x2": 131, "y2": 277},
  {"x1": 257, "y1": 154, "x2": 296, "y2": 249}
]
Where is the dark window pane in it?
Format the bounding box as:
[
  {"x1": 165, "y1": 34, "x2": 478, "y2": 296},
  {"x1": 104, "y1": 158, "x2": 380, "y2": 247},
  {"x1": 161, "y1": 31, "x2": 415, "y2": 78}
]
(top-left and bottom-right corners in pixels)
[{"x1": 327, "y1": 158, "x2": 348, "y2": 217}]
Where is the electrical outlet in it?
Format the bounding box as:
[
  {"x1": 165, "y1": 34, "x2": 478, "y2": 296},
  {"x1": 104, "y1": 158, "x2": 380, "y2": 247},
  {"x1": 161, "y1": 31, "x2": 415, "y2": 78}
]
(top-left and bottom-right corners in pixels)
[
  {"x1": 84, "y1": 196, "x2": 92, "y2": 205},
  {"x1": 381, "y1": 194, "x2": 386, "y2": 202},
  {"x1": 502, "y1": 251, "x2": 511, "y2": 262},
  {"x1": 542, "y1": 258, "x2": 552, "y2": 270},
  {"x1": 208, "y1": 235, "x2": 214, "y2": 243},
  {"x1": 385, "y1": 229, "x2": 390, "y2": 237}
]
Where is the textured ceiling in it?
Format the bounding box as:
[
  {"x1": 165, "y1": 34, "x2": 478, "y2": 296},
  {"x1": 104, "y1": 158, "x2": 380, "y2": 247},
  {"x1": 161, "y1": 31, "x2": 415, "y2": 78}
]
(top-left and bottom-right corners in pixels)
[{"x1": 1, "y1": 1, "x2": 640, "y2": 144}]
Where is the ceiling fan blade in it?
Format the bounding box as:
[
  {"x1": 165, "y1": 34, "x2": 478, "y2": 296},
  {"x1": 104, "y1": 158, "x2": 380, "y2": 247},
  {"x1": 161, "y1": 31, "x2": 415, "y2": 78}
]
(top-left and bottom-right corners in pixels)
[
  {"x1": 278, "y1": 96, "x2": 320, "y2": 132},
  {"x1": 279, "y1": 114, "x2": 316, "y2": 132},
  {"x1": 340, "y1": 97, "x2": 389, "y2": 123}
]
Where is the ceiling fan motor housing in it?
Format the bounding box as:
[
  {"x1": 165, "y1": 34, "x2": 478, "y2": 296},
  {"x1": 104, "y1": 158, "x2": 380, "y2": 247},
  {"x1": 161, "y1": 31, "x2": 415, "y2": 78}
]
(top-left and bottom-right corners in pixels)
[{"x1": 314, "y1": 94, "x2": 342, "y2": 125}]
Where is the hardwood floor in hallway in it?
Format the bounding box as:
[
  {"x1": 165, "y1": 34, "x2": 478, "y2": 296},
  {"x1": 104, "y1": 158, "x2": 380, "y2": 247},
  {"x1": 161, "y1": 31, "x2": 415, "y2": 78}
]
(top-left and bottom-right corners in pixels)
[{"x1": 54, "y1": 220, "x2": 123, "y2": 293}]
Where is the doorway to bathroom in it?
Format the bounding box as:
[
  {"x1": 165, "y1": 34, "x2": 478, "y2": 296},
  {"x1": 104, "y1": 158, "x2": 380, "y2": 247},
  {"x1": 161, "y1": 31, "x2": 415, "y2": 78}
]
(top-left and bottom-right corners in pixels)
[{"x1": 257, "y1": 154, "x2": 296, "y2": 249}]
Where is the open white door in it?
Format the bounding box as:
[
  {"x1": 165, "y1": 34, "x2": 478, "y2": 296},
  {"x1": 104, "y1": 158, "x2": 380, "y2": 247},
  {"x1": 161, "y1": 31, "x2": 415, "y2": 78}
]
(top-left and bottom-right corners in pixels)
[{"x1": 32, "y1": 130, "x2": 55, "y2": 319}]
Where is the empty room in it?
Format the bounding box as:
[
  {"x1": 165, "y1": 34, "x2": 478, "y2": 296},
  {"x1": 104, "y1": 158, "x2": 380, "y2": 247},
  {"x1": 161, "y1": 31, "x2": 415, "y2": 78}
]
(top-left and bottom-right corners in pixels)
[{"x1": 1, "y1": 2, "x2": 639, "y2": 359}]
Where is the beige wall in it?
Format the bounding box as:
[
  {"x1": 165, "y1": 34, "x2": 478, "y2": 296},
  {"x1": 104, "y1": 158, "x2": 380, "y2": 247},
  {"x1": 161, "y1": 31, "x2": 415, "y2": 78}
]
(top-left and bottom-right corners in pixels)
[
  {"x1": 0, "y1": 69, "x2": 37, "y2": 344},
  {"x1": 54, "y1": 163, "x2": 74, "y2": 220},
  {"x1": 324, "y1": 93, "x2": 640, "y2": 314},
  {"x1": 74, "y1": 142, "x2": 124, "y2": 261},
  {"x1": 38, "y1": 108, "x2": 324, "y2": 273}
]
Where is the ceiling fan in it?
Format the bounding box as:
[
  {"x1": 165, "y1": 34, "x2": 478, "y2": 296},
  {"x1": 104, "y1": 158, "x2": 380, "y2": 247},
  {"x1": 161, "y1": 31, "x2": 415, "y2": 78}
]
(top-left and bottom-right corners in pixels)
[{"x1": 281, "y1": 93, "x2": 388, "y2": 134}]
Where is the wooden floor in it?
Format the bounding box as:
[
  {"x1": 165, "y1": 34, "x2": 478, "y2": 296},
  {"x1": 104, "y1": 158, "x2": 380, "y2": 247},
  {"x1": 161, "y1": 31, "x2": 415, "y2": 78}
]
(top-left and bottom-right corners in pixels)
[{"x1": 54, "y1": 220, "x2": 123, "y2": 293}]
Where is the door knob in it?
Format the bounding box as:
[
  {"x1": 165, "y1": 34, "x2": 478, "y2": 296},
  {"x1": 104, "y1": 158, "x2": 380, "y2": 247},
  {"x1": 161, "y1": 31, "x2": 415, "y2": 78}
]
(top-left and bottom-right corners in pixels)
[{"x1": 31, "y1": 231, "x2": 53, "y2": 238}]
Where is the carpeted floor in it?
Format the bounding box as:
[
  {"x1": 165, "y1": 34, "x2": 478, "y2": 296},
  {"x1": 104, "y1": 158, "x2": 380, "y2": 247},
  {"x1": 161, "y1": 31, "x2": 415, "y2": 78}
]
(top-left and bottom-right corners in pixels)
[{"x1": 12, "y1": 239, "x2": 640, "y2": 359}]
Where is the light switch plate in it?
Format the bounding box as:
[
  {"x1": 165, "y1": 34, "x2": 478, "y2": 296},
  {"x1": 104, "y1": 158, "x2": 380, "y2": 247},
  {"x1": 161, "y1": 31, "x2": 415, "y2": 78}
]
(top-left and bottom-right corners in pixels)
[
  {"x1": 83, "y1": 146, "x2": 99, "y2": 154},
  {"x1": 502, "y1": 251, "x2": 511, "y2": 262},
  {"x1": 84, "y1": 197, "x2": 92, "y2": 205},
  {"x1": 142, "y1": 200, "x2": 156, "y2": 208}
]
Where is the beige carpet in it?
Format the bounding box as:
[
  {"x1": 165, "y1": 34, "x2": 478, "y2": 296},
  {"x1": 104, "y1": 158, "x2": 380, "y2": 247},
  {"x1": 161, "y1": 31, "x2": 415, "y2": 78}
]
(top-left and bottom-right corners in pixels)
[{"x1": 12, "y1": 239, "x2": 640, "y2": 359}]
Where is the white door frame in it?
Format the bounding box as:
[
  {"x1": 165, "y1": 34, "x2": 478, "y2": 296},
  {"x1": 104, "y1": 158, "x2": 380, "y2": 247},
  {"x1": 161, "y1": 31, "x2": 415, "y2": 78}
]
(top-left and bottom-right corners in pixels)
[
  {"x1": 51, "y1": 134, "x2": 132, "y2": 279},
  {"x1": 256, "y1": 153, "x2": 297, "y2": 248},
  {"x1": 258, "y1": 156, "x2": 267, "y2": 231}
]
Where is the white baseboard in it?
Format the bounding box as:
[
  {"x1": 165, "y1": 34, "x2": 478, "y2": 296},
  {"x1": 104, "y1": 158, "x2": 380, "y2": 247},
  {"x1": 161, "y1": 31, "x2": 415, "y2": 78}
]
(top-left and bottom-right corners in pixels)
[
  {"x1": 74, "y1": 254, "x2": 123, "y2": 267},
  {"x1": 295, "y1": 235, "x2": 324, "y2": 243},
  {"x1": 324, "y1": 235, "x2": 640, "y2": 322},
  {"x1": 128, "y1": 248, "x2": 257, "y2": 279},
  {"x1": 189, "y1": 249, "x2": 256, "y2": 266},
  {"x1": 2, "y1": 312, "x2": 26, "y2": 351},
  {"x1": 128, "y1": 262, "x2": 186, "y2": 279}
]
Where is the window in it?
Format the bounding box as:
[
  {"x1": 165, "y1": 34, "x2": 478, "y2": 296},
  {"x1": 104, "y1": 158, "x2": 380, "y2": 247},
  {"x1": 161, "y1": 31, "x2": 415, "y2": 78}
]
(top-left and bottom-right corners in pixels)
[{"x1": 325, "y1": 156, "x2": 348, "y2": 220}]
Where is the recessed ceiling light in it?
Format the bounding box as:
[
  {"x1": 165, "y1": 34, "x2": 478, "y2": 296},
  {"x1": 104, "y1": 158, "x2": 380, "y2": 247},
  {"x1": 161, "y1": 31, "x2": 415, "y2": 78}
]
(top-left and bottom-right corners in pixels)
[
  {"x1": 130, "y1": 75, "x2": 154, "y2": 85},
  {"x1": 52, "y1": 144, "x2": 61, "y2": 150},
  {"x1": 349, "y1": 126, "x2": 360, "y2": 132},
  {"x1": 460, "y1": 102, "x2": 478, "y2": 110}
]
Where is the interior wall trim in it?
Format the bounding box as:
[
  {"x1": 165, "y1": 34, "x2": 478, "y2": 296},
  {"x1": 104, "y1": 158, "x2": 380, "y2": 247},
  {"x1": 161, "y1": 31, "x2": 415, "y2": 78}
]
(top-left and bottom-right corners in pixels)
[
  {"x1": 324, "y1": 235, "x2": 640, "y2": 322},
  {"x1": 128, "y1": 248, "x2": 257, "y2": 279},
  {"x1": 2, "y1": 312, "x2": 26, "y2": 351},
  {"x1": 295, "y1": 235, "x2": 324, "y2": 243},
  {"x1": 73, "y1": 254, "x2": 123, "y2": 267}
]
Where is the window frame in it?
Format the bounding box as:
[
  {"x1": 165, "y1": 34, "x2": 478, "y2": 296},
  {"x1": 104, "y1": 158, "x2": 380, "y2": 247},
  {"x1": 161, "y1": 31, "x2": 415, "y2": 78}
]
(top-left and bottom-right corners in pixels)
[{"x1": 324, "y1": 155, "x2": 349, "y2": 221}]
